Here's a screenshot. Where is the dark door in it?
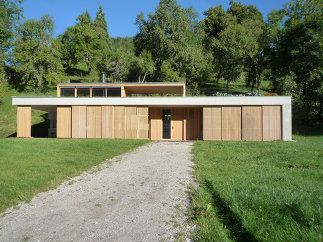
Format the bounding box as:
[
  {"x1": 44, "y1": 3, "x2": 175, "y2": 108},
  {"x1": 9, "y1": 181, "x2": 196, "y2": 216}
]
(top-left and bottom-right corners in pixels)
[{"x1": 162, "y1": 109, "x2": 171, "y2": 139}]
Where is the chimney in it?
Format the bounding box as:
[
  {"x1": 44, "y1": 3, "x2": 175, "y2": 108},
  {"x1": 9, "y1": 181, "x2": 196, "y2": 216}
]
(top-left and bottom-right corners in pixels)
[{"x1": 102, "y1": 73, "x2": 106, "y2": 83}]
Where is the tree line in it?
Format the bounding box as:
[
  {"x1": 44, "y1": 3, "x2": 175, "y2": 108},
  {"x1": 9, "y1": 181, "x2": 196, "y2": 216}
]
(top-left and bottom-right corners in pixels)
[{"x1": 0, "y1": 0, "x2": 322, "y2": 126}]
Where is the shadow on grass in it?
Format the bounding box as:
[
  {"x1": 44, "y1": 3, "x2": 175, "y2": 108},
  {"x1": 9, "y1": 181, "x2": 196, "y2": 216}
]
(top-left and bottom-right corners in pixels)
[
  {"x1": 7, "y1": 120, "x2": 49, "y2": 138},
  {"x1": 205, "y1": 180, "x2": 257, "y2": 242}
]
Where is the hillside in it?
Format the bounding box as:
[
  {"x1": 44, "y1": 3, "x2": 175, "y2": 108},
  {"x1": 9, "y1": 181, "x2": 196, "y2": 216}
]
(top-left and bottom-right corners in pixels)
[{"x1": 0, "y1": 84, "x2": 55, "y2": 138}]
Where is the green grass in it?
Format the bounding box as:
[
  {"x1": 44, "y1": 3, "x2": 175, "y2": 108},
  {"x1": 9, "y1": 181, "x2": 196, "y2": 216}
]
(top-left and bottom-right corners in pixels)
[
  {"x1": 0, "y1": 84, "x2": 56, "y2": 138},
  {"x1": 190, "y1": 134, "x2": 323, "y2": 241},
  {"x1": 198, "y1": 77, "x2": 272, "y2": 96},
  {"x1": 0, "y1": 138, "x2": 148, "y2": 213}
]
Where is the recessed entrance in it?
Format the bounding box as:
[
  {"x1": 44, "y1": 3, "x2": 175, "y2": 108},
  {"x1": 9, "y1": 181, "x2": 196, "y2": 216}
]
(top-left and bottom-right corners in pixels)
[{"x1": 162, "y1": 109, "x2": 171, "y2": 139}]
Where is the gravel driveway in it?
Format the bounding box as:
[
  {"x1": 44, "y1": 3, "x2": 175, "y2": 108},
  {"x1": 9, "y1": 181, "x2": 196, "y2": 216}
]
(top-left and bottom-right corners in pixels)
[{"x1": 0, "y1": 141, "x2": 195, "y2": 241}]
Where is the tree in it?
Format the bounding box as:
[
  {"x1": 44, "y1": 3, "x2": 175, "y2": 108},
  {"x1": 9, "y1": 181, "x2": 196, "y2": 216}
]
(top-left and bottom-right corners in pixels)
[
  {"x1": 134, "y1": 0, "x2": 209, "y2": 84},
  {"x1": 59, "y1": 7, "x2": 111, "y2": 81},
  {"x1": 203, "y1": 1, "x2": 265, "y2": 88},
  {"x1": 12, "y1": 15, "x2": 64, "y2": 90},
  {"x1": 269, "y1": 0, "x2": 323, "y2": 126},
  {"x1": 0, "y1": 0, "x2": 22, "y2": 84}
]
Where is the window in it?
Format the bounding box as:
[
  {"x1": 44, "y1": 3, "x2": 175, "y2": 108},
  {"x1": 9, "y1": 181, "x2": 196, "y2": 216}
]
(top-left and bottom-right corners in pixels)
[
  {"x1": 77, "y1": 88, "x2": 90, "y2": 97},
  {"x1": 107, "y1": 87, "x2": 121, "y2": 97},
  {"x1": 60, "y1": 88, "x2": 75, "y2": 97},
  {"x1": 92, "y1": 88, "x2": 105, "y2": 97}
]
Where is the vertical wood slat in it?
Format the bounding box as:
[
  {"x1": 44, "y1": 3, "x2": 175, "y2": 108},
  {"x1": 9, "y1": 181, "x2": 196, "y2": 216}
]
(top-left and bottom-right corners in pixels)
[
  {"x1": 203, "y1": 107, "x2": 221, "y2": 140},
  {"x1": 124, "y1": 107, "x2": 137, "y2": 139},
  {"x1": 57, "y1": 106, "x2": 71, "y2": 138},
  {"x1": 149, "y1": 107, "x2": 163, "y2": 140},
  {"x1": 186, "y1": 108, "x2": 201, "y2": 140},
  {"x1": 114, "y1": 106, "x2": 125, "y2": 138},
  {"x1": 86, "y1": 106, "x2": 102, "y2": 138},
  {"x1": 137, "y1": 107, "x2": 149, "y2": 139},
  {"x1": 263, "y1": 106, "x2": 282, "y2": 141},
  {"x1": 242, "y1": 106, "x2": 262, "y2": 141},
  {"x1": 17, "y1": 106, "x2": 31, "y2": 138},
  {"x1": 222, "y1": 106, "x2": 241, "y2": 141},
  {"x1": 102, "y1": 106, "x2": 114, "y2": 138},
  {"x1": 171, "y1": 108, "x2": 184, "y2": 140},
  {"x1": 72, "y1": 106, "x2": 87, "y2": 138}
]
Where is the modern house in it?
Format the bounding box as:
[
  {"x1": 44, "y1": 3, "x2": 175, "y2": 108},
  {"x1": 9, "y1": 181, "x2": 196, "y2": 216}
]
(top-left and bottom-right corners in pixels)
[{"x1": 12, "y1": 82, "x2": 292, "y2": 141}]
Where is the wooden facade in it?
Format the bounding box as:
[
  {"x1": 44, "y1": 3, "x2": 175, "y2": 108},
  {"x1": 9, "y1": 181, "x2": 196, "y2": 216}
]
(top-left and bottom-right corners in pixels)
[
  {"x1": 16, "y1": 104, "x2": 283, "y2": 141},
  {"x1": 202, "y1": 105, "x2": 282, "y2": 141},
  {"x1": 17, "y1": 106, "x2": 31, "y2": 138}
]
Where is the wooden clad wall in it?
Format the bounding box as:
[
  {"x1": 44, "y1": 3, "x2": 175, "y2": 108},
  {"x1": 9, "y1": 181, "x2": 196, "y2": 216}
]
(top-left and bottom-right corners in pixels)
[
  {"x1": 186, "y1": 108, "x2": 201, "y2": 140},
  {"x1": 150, "y1": 107, "x2": 163, "y2": 140},
  {"x1": 263, "y1": 106, "x2": 282, "y2": 141},
  {"x1": 102, "y1": 106, "x2": 114, "y2": 138},
  {"x1": 203, "y1": 107, "x2": 221, "y2": 140},
  {"x1": 242, "y1": 106, "x2": 262, "y2": 141},
  {"x1": 17, "y1": 106, "x2": 31, "y2": 138},
  {"x1": 137, "y1": 107, "x2": 149, "y2": 139},
  {"x1": 125, "y1": 107, "x2": 137, "y2": 139},
  {"x1": 171, "y1": 108, "x2": 184, "y2": 140},
  {"x1": 222, "y1": 106, "x2": 242, "y2": 141},
  {"x1": 87, "y1": 106, "x2": 102, "y2": 138},
  {"x1": 72, "y1": 106, "x2": 87, "y2": 138},
  {"x1": 114, "y1": 106, "x2": 125, "y2": 138},
  {"x1": 57, "y1": 106, "x2": 71, "y2": 138}
]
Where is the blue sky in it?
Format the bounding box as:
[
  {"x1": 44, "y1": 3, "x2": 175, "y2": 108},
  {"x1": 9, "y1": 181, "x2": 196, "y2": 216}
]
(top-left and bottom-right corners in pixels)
[{"x1": 22, "y1": 0, "x2": 290, "y2": 38}]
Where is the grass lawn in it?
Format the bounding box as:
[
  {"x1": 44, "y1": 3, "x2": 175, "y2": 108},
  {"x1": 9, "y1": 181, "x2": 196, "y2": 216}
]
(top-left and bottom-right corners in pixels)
[
  {"x1": 0, "y1": 138, "x2": 148, "y2": 213},
  {"x1": 190, "y1": 134, "x2": 323, "y2": 241}
]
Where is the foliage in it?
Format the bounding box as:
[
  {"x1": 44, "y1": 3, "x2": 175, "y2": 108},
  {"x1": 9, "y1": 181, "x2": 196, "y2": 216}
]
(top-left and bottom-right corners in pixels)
[
  {"x1": 12, "y1": 15, "x2": 64, "y2": 90},
  {"x1": 269, "y1": 0, "x2": 323, "y2": 126},
  {"x1": 58, "y1": 7, "x2": 111, "y2": 81},
  {"x1": 0, "y1": 0, "x2": 22, "y2": 59},
  {"x1": 202, "y1": 1, "x2": 266, "y2": 89},
  {"x1": 134, "y1": 0, "x2": 209, "y2": 84},
  {"x1": 191, "y1": 134, "x2": 323, "y2": 241},
  {"x1": 0, "y1": 138, "x2": 148, "y2": 213}
]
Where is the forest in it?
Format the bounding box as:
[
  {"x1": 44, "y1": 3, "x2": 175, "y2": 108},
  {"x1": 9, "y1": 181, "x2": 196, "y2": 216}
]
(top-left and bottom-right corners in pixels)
[{"x1": 0, "y1": 0, "x2": 322, "y2": 126}]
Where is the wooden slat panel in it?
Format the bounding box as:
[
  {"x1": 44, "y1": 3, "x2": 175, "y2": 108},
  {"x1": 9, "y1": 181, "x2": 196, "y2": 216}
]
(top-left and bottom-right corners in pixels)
[
  {"x1": 263, "y1": 106, "x2": 282, "y2": 141},
  {"x1": 102, "y1": 106, "x2": 114, "y2": 138},
  {"x1": 203, "y1": 107, "x2": 221, "y2": 140},
  {"x1": 72, "y1": 106, "x2": 87, "y2": 138},
  {"x1": 242, "y1": 106, "x2": 262, "y2": 141},
  {"x1": 137, "y1": 107, "x2": 148, "y2": 139},
  {"x1": 171, "y1": 108, "x2": 184, "y2": 140},
  {"x1": 17, "y1": 106, "x2": 31, "y2": 138},
  {"x1": 149, "y1": 107, "x2": 162, "y2": 140},
  {"x1": 86, "y1": 106, "x2": 102, "y2": 138},
  {"x1": 186, "y1": 108, "x2": 201, "y2": 140},
  {"x1": 125, "y1": 107, "x2": 137, "y2": 139},
  {"x1": 114, "y1": 106, "x2": 125, "y2": 139},
  {"x1": 57, "y1": 106, "x2": 71, "y2": 138},
  {"x1": 222, "y1": 106, "x2": 241, "y2": 141}
]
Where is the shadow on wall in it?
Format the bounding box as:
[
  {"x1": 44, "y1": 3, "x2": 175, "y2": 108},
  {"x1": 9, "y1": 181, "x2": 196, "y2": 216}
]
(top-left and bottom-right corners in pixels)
[
  {"x1": 7, "y1": 117, "x2": 49, "y2": 138},
  {"x1": 204, "y1": 180, "x2": 258, "y2": 242}
]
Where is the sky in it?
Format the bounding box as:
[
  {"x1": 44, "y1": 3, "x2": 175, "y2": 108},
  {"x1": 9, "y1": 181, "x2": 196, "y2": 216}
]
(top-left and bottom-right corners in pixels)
[{"x1": 22, "y1": 0, "x2": 290, "y2": 38}]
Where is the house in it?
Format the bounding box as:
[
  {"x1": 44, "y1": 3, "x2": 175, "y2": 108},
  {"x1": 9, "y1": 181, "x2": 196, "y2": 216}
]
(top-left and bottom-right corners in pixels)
[{"x1": 12, "y1": 82, "x2": 292, "y2": 141}]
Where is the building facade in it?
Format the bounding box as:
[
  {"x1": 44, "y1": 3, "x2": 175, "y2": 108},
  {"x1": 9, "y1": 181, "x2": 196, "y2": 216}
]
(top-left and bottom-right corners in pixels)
[{"x1": 12, "y1": 82, "x2": 292, "y2": 141}]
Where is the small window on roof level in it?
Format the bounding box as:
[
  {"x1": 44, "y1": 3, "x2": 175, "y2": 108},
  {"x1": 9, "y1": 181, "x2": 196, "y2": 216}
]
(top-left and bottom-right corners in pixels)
[
  {"x1": 107, "y1": 87, "x2": 121, "y2": 97},
  {"x1": 77, "y1": 88, "x2": 90, "y2": 97},
  {"x1": 61, "y1": 88, "x2": 75, "y2": 97},
  {"x1": 92, "y1": 88, "x2": 105, "y2": 97}
]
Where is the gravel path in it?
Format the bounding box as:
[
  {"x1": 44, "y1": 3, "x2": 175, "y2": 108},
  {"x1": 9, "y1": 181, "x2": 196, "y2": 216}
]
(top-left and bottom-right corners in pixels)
[{"x1": 0, "y1": 141, "x2": 195, "y2": 242}]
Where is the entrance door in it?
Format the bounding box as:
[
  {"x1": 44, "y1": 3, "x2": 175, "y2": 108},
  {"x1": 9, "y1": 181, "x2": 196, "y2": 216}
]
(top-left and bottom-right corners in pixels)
[
  {"x1": 162, "y1": 109, "x2": 171, "y2": 139},
  {"x1": 171, "y1": 108, "x2": 184, "y2": 140}
]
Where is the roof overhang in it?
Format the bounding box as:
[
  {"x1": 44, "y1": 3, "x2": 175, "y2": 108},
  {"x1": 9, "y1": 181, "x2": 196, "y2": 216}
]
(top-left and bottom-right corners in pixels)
[{"x1": 12, "y1": 96, "x2": 291, "y2": 111}]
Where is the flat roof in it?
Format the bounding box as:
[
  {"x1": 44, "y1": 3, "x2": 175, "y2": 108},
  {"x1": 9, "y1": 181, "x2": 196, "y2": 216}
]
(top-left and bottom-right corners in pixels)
[{"x1": 12, "y1": 96, "x2": 291, "y2": 113}]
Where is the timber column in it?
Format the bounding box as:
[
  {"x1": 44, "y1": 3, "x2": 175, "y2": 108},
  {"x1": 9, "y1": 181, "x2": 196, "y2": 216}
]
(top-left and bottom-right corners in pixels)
[{"x1": 17, "y1": 106, "x2": 31, "y2": 137}]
